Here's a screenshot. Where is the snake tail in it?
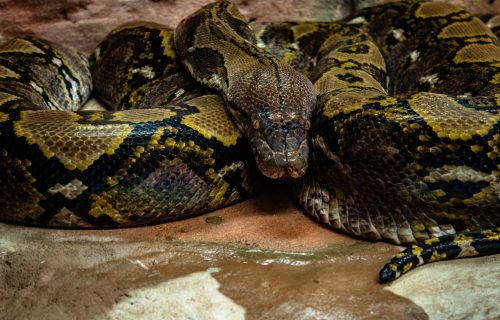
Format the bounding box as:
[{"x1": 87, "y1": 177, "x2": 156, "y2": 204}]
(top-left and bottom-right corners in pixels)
[{"x1": 379, "y1": 228, "x2": 500, "y2": 283}]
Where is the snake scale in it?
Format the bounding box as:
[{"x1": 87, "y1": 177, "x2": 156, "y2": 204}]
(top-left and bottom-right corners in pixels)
[{"x1": 0, "y1": 0, "x2": 499, "y2": 282}]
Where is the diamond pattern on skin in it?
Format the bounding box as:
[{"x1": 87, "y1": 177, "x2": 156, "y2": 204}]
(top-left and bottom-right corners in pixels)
[{"x1": 48, "y1": 179, "x2": 88, "y2": 200}]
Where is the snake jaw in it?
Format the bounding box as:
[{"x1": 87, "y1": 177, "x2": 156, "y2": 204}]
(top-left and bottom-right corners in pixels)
[
  {"x1": 250, "y1": 130, "x2": 309, "y2": 179},
  {"x1": 225, "y1": 63, "x2": 316, "y2": 179}
]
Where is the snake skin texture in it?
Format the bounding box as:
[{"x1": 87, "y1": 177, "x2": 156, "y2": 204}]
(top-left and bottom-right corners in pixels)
[
  {"x1": 284, "y1": 1, "x2": 500, "y2": 281},
  {"x1": 175, "y1": 1, "x2": 317, "y2": 179},
  {"x1": 0, "y1": 1, "x2": 499, "y2": 282},
  {"x1": 0, "y1": 22, "x2": 258, "y2": 227}
]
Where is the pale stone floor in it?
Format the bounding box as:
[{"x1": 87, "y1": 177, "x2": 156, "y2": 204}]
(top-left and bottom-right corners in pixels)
[{"x1": 1, "y1": 189, "x2": 499, "y2": 320}]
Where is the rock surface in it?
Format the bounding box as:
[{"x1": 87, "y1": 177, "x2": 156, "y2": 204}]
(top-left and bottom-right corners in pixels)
[{"x1": 1, "y1": 189, "x2": 499, "y2": 319}]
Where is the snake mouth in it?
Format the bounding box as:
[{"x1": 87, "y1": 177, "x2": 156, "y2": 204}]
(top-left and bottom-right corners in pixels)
[{"x1": 251, "y1": 137, "x2": 309, "y2": 179}]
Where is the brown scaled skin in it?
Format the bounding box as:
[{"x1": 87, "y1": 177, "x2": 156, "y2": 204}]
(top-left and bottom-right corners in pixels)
[
  {"x1": 173, "y1": 0, "x2": 317, "y2": 179},
  {"x1": 227, "y1": 62, "x2": 317, "y2": 179}
]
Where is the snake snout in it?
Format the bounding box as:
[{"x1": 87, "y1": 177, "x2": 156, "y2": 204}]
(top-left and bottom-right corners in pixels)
[{"x1": 251, "y1": 129, "x2": 309, "y2": 179}]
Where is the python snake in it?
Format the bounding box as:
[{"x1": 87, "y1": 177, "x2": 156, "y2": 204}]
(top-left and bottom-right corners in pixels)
[{"x1": 0, "y1": 0, "x2": 499, "y2": 282}]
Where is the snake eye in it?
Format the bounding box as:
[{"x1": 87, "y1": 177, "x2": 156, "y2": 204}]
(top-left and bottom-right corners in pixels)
[
  {"x1": 305, "y1": 120, "x2": 311, "y2": 131},
  {"x1": 252, "y1": 119, "x2": 261, "y2": 129}
]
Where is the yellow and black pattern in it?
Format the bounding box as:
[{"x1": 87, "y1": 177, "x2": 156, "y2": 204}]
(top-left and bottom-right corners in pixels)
[
  {"x1": 283, "y1": 1, "x2": 500, "y2": 281},
  {"x1": 0, "y1": 37, "x2": 91, "y2": 111},
  {"x1": 0, "y1": 24, "x2": 258, "y2": 227},
  {"x1": 175, "y1": 0, "x2": 317, "y2": 179},
  {"x1": 379, "y1": 228, "x2": 500, "y2": 282},
  {"x1": 0, "y1": 0, "x2": 499, "y2": 282}
]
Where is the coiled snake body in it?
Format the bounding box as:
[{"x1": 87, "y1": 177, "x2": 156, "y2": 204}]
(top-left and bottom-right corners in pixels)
[{"x1": 0, "y1": 0, "x2": 499, "y2": 282}]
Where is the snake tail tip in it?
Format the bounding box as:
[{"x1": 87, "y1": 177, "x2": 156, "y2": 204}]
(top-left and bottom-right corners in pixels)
[{"x1": 379, "y1": 264, "x2": 398, "y2": 283}]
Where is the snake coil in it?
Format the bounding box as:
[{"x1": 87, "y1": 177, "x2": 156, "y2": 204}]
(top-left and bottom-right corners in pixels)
[{"x1": 0, "y1": 0, "x2": 499, "y2": 282}]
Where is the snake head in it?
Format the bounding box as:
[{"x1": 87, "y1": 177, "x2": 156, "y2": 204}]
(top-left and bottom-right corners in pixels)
[{"x1": 227, "y1": 62, "x2": 317, "y2": 179}]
